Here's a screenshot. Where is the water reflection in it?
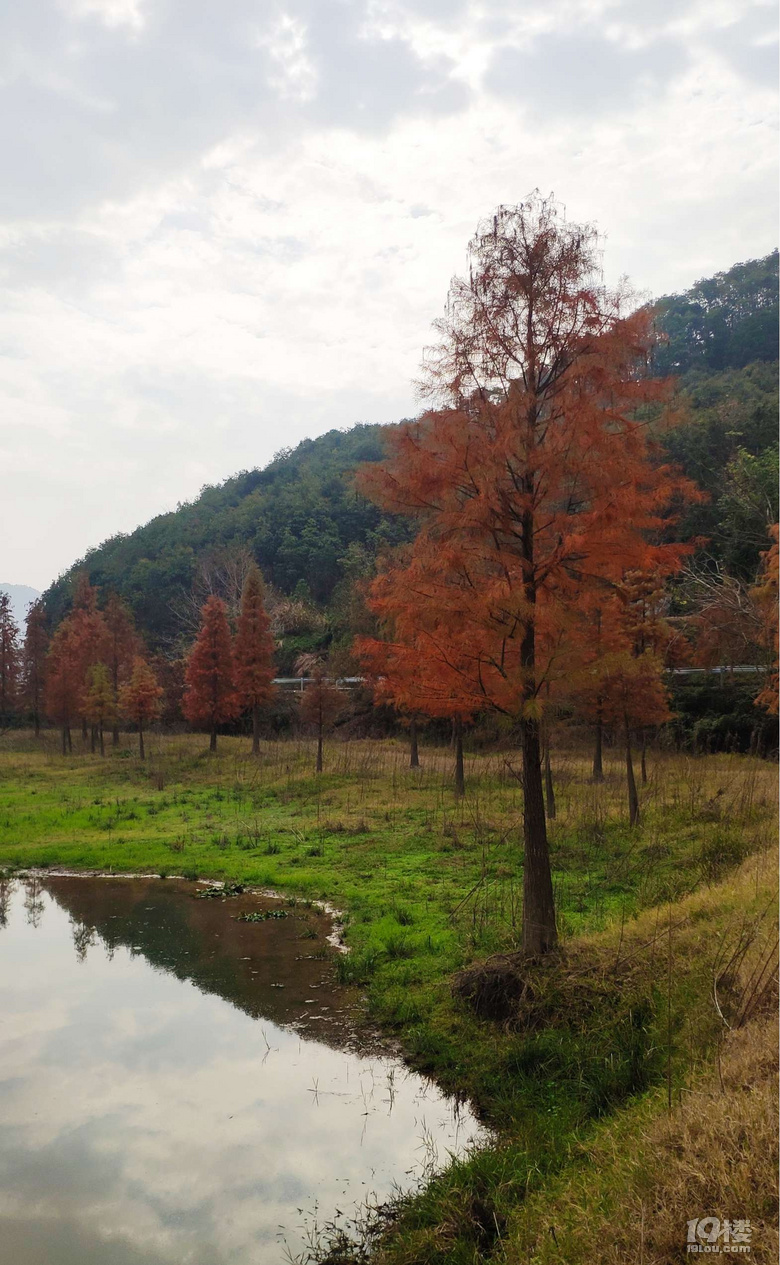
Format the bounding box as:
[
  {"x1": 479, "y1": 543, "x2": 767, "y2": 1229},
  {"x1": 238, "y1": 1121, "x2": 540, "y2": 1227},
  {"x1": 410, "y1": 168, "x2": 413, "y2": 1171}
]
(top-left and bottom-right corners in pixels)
[{"x1": 0, "y1": 877, "x2": 485, "y2": 1264}]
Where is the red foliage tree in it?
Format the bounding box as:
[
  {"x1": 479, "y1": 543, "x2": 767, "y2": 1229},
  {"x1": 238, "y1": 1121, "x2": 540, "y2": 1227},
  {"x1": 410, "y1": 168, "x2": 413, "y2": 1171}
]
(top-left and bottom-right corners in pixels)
[
  {"x1": 66, "y1": 577, "x2": 110, "y2": 743},
  {"x1": 233, "y1": 565, "x2": 276, "y2": 755},
  {"x1": 357, "y1": 566, "x2": 476, "y2": 792},
  {"x1": 296, "y1": 655, "x2": 347, "y2": 773},
  {"x1": 358, "y1": 195, "x2": 698, "y2": 956},
  {"x1": 118, "y1": 657, "x2": 162, "y2": 760},
  {"x1": 22, "y1": 600, "x2": 49, "y2": 737},
  {"x1": 0, "y1": 592, "x2": 20, "y2": 726},
  {"x1": 182, "y1": 596, "x2": 239, "y2": 752},
  {"x1": 104, "y1": 593, "x2": 140, "y2": 747},
  {"x1": 46, "y1": 620, "x2": 82, "y2": 753}
]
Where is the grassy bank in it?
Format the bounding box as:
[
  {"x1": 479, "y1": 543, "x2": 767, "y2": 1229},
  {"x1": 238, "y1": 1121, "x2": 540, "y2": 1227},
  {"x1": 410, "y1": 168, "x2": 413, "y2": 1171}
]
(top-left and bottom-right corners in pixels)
[{"x1": 0, "y1": 731, "x2": 777, "y2": 1261}]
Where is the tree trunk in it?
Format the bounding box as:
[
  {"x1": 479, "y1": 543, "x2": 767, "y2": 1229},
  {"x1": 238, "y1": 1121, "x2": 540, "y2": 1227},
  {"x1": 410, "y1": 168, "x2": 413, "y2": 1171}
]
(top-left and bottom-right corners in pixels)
[
  {"x1": 518, "y1": 461, "x2": 557, "y2": 957},
  {"x1": 33, "y1": 711, "x2": 40, "y2": 738},
  {"x1": 99, "y1": 723, "x2": 105, "y2": 757},
  {"x1": 90, "y1": 725, "x2": 96, "y2": 755},
  {"x1": 640, "y1": 729, "x2": 648, "y2": 785},
  {"x1": 81, "y1": 718, "x2": 88, "y2": 742},
  {"x1": 209, "y1": 726, "x2": 217, "y2": 754},
  {"x1": 454, "y1": 715, "x2": 465, "y2": 796},
  {"x1": 625, "y1": 723, "x2": 640, "y2": 826},
  {"x1": 62, "y1": 725, "x2": 67, "y2": 756},
  {"x1": 592, "y1": 710, "x2": 604, "y2": 782},
  {"x1": 67, "y1": 725, "x2": 72, "y2": 754},
  {"x1": 252, "y1": 703, "x2": 260, "y2": 757},
  {"x1": 543, "y1": 743, "x2": 556, "y2": 820},
  {"x1": 139, "y1": 721, "x2": 145, "y2": 761},
  {"x1": 409, "y1": 716, "x2": 420, "y2": 769},
  {"x1": 112, "y1": 662, "x2": 120, "y2": 746},
  {"x1": 521, "y1": 715, "x2": 558, "y2": 957}
]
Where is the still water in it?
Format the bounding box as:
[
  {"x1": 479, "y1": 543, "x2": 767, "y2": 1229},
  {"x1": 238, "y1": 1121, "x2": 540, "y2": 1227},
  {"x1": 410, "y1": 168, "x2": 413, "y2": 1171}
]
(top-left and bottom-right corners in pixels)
[{"x1": 0, "y1": 876, "x2": 485, "y2": 1265}]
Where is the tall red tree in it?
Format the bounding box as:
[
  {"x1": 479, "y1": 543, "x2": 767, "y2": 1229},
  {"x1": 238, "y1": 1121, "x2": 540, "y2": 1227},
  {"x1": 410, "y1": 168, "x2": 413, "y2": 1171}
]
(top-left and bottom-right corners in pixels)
[
  {"x1": 103, "y1": 593, "x2": 140, "y2": 747},
  {"x1": 182, "y1": 596, "x2": 239, "y2": 752},
  {"x1": 46, "y1": 620, "x2": 82, "y2": 753},
  {"x1": 68, "y1": 576, "x2": 109, "y2": 743},
  {"x1": 0, "y1": 592, "x2": 20, "y2": 726},
  {"x1": 118, "y1": 657, "x2": 162, "y2": 760},
  {"x1": 359, "y1": 195, "x2": 698, "y2": 956},
  {"x1": 22, "y1": 600, "x2": 49, "y2": 737},
  {"x1": 233, "y1": 565, "x2": 276, "y2": 756}
]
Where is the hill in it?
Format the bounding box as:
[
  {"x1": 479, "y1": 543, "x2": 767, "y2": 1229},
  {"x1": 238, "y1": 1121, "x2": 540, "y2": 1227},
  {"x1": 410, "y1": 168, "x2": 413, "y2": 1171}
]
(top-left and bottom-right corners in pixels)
[
  {"x1": 1, "y1": 584, "x2": 41, "y2": 628},
  {"x1": 42, "y1": 251, "x2": 778, "y2": 652}
]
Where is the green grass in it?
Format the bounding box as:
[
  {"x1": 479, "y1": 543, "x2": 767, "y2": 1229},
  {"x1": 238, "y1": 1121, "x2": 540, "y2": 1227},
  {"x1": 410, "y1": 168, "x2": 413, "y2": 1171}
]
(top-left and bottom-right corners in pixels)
[{"x1": 1, "y1": 729, "x2": 776, "y2": 1262}]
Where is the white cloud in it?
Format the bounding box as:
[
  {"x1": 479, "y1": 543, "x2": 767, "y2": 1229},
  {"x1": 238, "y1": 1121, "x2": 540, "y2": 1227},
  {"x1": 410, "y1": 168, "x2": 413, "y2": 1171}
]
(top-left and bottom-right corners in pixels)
[{"x1": 0, "y1": 0, "x2": 776, "y2": 590}]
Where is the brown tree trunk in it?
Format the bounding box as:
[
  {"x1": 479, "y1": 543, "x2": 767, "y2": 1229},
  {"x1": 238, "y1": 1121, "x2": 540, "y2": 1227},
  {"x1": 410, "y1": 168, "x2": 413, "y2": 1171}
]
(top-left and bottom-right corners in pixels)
[
  {"x1": 543, "y1": 743, "x2": 556, "y2": 820},
  {"x1": 139, "y1": 721, "x2": 146, "y2": 761},
  {"x1": 90, "y1": 725, "x2": 96, "y2": 754},
  {"x1": 98, "y1": 723, "x2": 105, "y2": 757},
  {"x1": 592, "y1": 710, "x2": 604, "y2": 782},
  {"x1": 518, "y1": 457, "x2": 557, "y2": 956},
  {"x1": 409, "y1": 716, "x2": 419, "y2": 769},
  {"x1": 33, "y1": 711, "x2": 40, "y2": 738},
  {"x1": 62, "y1": 725, "x2": 67, "y2": 756},
  {"x1": 209, "y1": 725, "x2": 217, "y2": 754},
  {"x1": 640, "y1": 729, "x2": 648, "y2": 785},
  {"x1": 81, "y1": 718, "x2": 88, "y2": 742},
  {"x1": 625, "y1": 722, "x2": 640, "y2": 826},
  {"x1": 252, "y1": 703, "x2": 260, "y2": 757},
  {"x1": 67, "y1": 725, "x2": 72, "y2": 754},
  {"x1": 112, "y1": 662, "x2": 120, "y2": 746},
  {"x1": 454, "y1": 715, "x2": 465, "y2": 796},
  {"x1": 521, "y1": 715, "x2": 557, "y2": 957}
]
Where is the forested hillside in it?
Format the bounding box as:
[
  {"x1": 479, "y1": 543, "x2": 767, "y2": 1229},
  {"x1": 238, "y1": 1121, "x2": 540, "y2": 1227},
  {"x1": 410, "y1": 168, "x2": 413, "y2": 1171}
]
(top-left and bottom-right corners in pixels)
[{"x1": 42, "y1": 251, "x2": 778, "y2": 654}]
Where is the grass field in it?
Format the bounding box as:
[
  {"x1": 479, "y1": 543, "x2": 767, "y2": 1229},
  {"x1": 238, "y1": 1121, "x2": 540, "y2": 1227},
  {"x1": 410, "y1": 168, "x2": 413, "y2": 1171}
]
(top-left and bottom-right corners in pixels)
[{"x1": 1, "y1": 729, "x2": 777, "y2": 1262}]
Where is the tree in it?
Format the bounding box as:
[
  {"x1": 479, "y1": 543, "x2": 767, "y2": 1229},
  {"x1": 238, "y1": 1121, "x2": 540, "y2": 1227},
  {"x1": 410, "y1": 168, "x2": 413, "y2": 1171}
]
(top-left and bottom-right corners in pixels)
[
  {"x1": 357, "y1": 573, "x2": 476, "y2": 791},
  {"x1": 752, "y1": 525, "x2": 779, "y2": 716},
  {"x1": 104, "y1": 593, "x2": 140, "y2": 746},
  {"x1": 0, "y1": 592, "x2": 20, "y2": 727},
  {"x1": 118, "y1": 658, "x2": 162, "y2": 760},
  {"x1": 359, "y1": 195, "x2": 697, "y2": 957},
  {"x1": 46, "y1": 619, "x2": 82, "y2": 753},
  {"x1": 182, "y1": 596, "x2": 239, "y2": 752},
  {"x1": 596, "y1": 648, "x2": 671, "y2": 826},
  {"x1": 22, "y1": 601, "x2": 48, "y2": 737},
  {"x1": 233, "y1": 565, "x2": 276, "y2": 755},
  {"x1": 296, "y1": 655, "x2": 347, "y2": 773},
  {"x1": 69, "y1": 576, "x2": 109, "y2": 744},
  {"x1": 82, "y1": 663, "x2": 116, "y2": 756}
]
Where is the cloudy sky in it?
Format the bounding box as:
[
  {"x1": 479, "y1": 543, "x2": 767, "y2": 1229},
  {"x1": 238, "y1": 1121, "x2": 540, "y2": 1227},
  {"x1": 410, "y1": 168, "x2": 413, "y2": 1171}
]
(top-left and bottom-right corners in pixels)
[{"x1": 1, "y1": 0, "x2": 777, "y2": 592}]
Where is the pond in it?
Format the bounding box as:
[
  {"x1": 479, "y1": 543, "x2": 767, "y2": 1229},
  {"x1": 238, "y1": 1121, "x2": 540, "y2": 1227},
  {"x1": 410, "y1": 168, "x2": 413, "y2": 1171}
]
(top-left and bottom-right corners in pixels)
[{"x1": 0, "y1": 875, "x2": 485, "y2": 1264}]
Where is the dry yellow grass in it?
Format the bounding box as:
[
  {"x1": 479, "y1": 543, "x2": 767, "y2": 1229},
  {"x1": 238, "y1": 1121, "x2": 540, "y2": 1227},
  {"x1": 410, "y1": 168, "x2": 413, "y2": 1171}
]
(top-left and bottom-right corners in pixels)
[
  {"x1": 505, "y1": 846, "x2": 779, "y2": 1265},
  {"x1": 506, "y1": 1016, "x2": 778, "y2": 1264}
]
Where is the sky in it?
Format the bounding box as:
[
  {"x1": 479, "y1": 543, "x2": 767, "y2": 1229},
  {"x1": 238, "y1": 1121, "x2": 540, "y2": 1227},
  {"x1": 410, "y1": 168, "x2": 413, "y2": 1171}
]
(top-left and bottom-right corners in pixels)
[{"x1": 0, "y1": 0, "x2": 777, "y2": 592}]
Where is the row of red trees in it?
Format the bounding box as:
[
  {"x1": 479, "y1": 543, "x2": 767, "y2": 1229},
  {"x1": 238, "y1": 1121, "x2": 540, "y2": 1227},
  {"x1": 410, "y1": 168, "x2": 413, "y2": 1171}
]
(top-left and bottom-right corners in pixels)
[{"x1": 0, "y1": 565, "x2": 278, "y2": 758}]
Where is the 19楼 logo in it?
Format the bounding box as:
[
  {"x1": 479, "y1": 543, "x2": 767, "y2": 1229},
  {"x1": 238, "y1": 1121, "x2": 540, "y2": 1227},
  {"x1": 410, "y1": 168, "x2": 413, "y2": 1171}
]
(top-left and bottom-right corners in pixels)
[{"x1": 687, "y1": 1218, "x2": 752, "y2": 1253}]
